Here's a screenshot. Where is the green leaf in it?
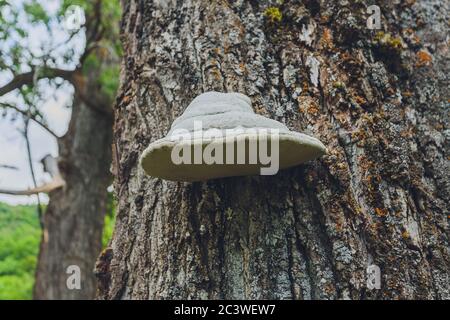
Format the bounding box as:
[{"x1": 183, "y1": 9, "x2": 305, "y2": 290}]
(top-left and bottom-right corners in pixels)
[{"x1": 23, "y1": 0, "x2": 49, "y2": 25}]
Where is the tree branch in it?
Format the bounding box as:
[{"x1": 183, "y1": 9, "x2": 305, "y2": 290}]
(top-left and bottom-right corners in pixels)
[
  {"x1": 0, "y1": 67, "x2": 75, "y2": 97},
  {"x1": 23, "y1": 119, "x2": 44, "y2": 227},
  {"x1": 79, "y1": 0, "x2": 104, "y2": 64},
  {"x1": 0, "y1": 164, "x2": 18, "y2": 170},
  {"x1": 0, "y1": 102, "x2": 59, "y2": 138},
  {"x1": 0, "y1": 180, "x2": 65, "y2": 196},
  {"x1": 0, "y1": 155, "x2": 65, "y2": 196}
]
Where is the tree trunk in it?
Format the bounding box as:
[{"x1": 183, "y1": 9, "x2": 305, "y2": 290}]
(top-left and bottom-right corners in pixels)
[
  {"x1": 97, "y1": 0, "x2": 449, "y2": 299},
  {"x1": 34, "y1": 83, "x2": 113, "y2": 299}
]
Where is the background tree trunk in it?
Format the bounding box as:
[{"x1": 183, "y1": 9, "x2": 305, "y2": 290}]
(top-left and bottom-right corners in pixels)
[
  {"x1": 34, "y1": 77, "x2": 113, "y2": 299},
  {"x1": 97, "y1": 0, "x2": 449, "y2": 299}
]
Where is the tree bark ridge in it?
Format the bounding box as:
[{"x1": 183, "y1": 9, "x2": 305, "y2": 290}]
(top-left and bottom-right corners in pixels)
[{"x1": 98, "y1": 0, "x2": 449, "y2": 299}]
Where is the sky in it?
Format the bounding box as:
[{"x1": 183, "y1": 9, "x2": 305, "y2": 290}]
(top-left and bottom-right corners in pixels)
[
  {"x1": 0, "y1": 88, "x2": 71, "y2": 205},
  {"x1": 0, "y1": 0, "x2": 83, "y2": 205}
]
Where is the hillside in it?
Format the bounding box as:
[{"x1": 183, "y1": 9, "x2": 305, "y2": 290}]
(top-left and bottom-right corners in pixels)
[
  {"x1": 0, "y1": 201, "x2": 115, "y2": 299},
  {"x1": 0, "y1": 202, "x2": 41, "y2": 299}
]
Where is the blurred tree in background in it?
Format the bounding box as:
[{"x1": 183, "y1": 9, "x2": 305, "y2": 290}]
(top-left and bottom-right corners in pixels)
[
  {"x1": 0, "y1": 0, "x2": 121, "y2": 299},
  {"x1": 0, "y1": 203, "x2": 40, "y2": 299}
]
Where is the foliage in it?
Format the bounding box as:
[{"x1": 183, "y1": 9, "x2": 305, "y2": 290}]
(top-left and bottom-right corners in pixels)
[
  {"x1": 0, "y1": 202, "x2": 40, "y2": 300},
  {"x1": 23, "y1": 0, "x2": 49, "y2": 25},
  {"x1": 0, "y1": 0, "x2": 122, "y2": 122},
  {"x1": 0, "y1": 201, "x2": 116, "y2": 299},
  {"x1": 102, "y1": 191, "x2": 116, "y2": 248},
  {"x1": 98, "y1": 64, "x2": 120, "y2": 100}
]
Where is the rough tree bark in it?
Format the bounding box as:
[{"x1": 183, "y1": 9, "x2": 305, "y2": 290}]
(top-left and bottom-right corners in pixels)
[
  {"x1": 33, "y1": 72, "x2": 113, "y2": 299},
  {"x1": 97, "y1": 0, "x2": 449, "y2": 299}
]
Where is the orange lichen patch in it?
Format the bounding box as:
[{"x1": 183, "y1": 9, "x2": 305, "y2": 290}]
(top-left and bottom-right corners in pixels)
[
  {"x1": 307, "y1": 104, "x2": 320, "y2": 116},
  {"x1": 358, "y1": 155, "x2": 374, "y2": 171},
  {"x1": 320, "y1": 15, "x2": 329, "y2": 23},
  {"x1": 375, "y1": 207, "x2": 388, "y2": 217},
  {"x1": 335, "y1": 219, "x2": 344, "y2": 232},
  {"x1": 400, "y1": 127, "x2": 414, "y2": 138},
  {"x1": 351, "y1": 128, "x2": 366, "y2": 141},
  {"x1": 354, "y1": 95, "x2": 367, "y2": 106},
  {"x1": 362, "y1": 112, "x2": 379, "y2": 126},
  {"x1": 340, "y1": 51, "x2": 352, "y2": 61},
  {"x1": 386, "y1": 87, "x2": 395, "y2": 96},
  {"x1": 356, "y1": 137, "x2": 367, "y2": 148},
  {"x1": 324, "y1": 283, "x2": 335, "y2": 295},
  {"x1": 344, "y1": 191, "x2": 364, "y2": 216},
  {"x1": 302, "y1": 80, "x2": 309, "y2": 92},
  {"x1": 366, "y1": 174, "x2": 381, "y2": 193},
  {"x1": 122, "y1": 95, "x2": 131, "y2": 104},
  {"x1": 402, "y1": 28, "x2": 421, "y2": 45},
  {"x1": 402, "y1": 90, "x2": 413, "y2": 97},
  {"x1": 319, "y1": 28, "x2": 334, "y2": 50},
  {"x1": 238, "y1": 62, "x2": 248, "y2": 75},
  {"x1": 401, "y1": 230, "x2": 410, "y2": 239},
  {"x1": 336, "y1": 162, "x2": 346, "y2": 170},
  {"x1": 210, "y1": 68, "x2": 222, "y2": 81},
  {"x1": 297, "y1": 96, "x2": 319, "y2": 117},
  {"x1": 223, "y1": 44, "x2": 231, "y2": 54},
  {"x1": 333, "y1": 112, "x2": 349, "y2": 127},
  {"x1": 254, "y1": 105, "x2": 266, "y2": 115},
  {"x1": 416, "y1": 50, "x2": 432, "y2": 67}
]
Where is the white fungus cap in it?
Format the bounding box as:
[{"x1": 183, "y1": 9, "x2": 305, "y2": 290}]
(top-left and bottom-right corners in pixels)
[{"x1": 140, "y1": 91, "x2": 326, "y2": 181}]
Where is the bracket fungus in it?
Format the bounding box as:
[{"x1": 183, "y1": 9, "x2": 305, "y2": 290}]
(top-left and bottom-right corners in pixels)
[{"x1": 140, "y1": 91, "x2": 326, "y2": 182}]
